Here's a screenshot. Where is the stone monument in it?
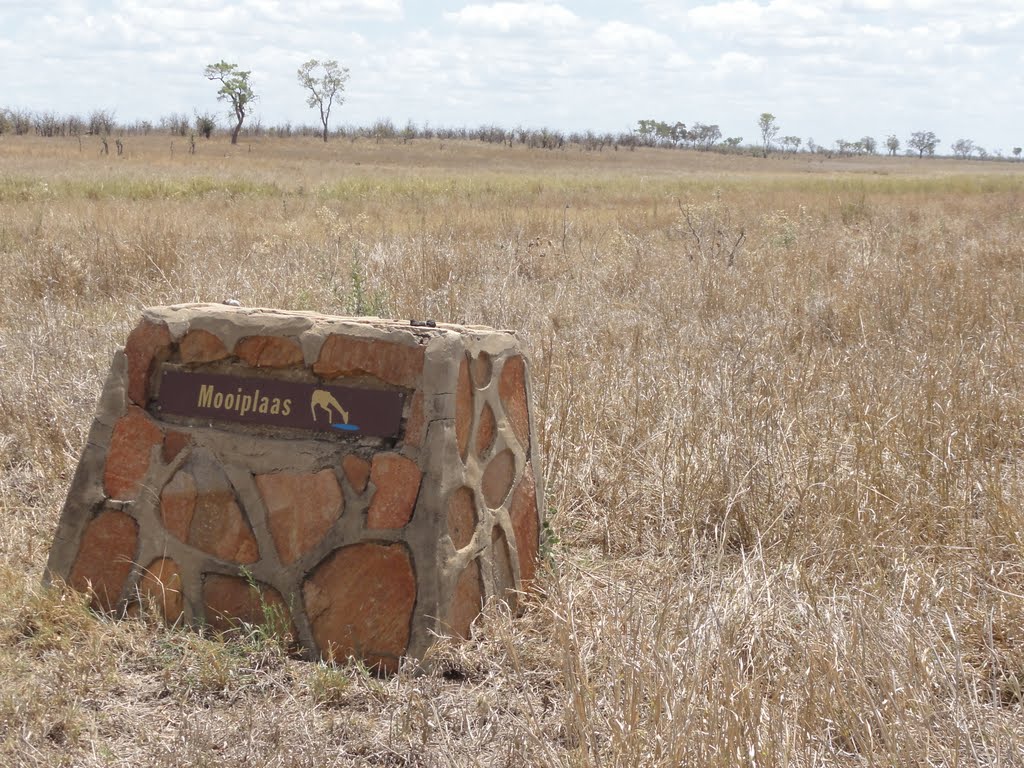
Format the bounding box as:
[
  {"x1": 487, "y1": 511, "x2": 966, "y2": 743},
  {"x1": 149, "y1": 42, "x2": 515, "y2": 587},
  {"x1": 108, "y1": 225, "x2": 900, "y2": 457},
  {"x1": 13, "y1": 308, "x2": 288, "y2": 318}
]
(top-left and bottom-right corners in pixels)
[{"x1": 45, "y1": 304, "x2": 543, "y2": 672}]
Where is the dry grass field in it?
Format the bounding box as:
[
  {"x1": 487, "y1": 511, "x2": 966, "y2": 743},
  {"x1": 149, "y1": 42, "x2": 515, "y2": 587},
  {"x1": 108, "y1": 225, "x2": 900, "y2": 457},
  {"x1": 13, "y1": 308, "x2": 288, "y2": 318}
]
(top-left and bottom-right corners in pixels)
[{"x1": 2, "y1": 133, "x2": 1024, "y2": 766}]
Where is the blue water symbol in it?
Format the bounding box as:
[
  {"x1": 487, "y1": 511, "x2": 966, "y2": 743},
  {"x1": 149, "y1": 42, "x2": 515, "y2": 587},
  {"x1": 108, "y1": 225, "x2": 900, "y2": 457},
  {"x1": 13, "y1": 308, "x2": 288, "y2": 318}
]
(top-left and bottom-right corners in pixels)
[{"x1": 331, "y1": 423, "x2": 360, "y2": 432}]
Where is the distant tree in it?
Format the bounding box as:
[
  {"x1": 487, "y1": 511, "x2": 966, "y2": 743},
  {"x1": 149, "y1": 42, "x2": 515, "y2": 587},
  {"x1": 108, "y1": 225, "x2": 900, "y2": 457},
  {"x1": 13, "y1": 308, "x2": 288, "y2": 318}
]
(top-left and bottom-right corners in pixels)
[
  {"x1": 885, "y1": 135, "x2": 900, "y2": 156},
  {"x1": 204, "y1": 61, "x2": 256, "y2": 145},
  {"x1": 724, "y1": 136, "x2": 743, "y2": 149},
  {"x1": 297, "y1": 59, "x2": 349, "y2": 143},
  {"x1": 194, "y1": 111, "x2": 217, "y2": 139},
  {"x1": 692, "y1": 123, "x2": 722, "y2": 151},
  {"x1": 670, "y1": 121, "x2": 687, "y2": 147},
  {"x1": 758, "y1": 112, "x2": 779, "y2": 156},
  {"x1": 66, "y1": 114, "x2": 85, "y2": 136},
  {"x1": 8, "y1": 109, "x2": 32, "y2": 135},
  {"x1": 654, "y1": 120, "x2": 673, "y2": 146},
  {"x1": 908, "y1": 130, "x2": 939, "y2": 158},
  {"x1": 781, "y1": 135, "x2": 802, "y2": 153},
  {"x1": 860, "y1": 136, "x2": 877, "y2": 154},
  {"x1": 88, "y1": 109, "x2": 116, "y2": 135},
  {"x1": 705, "y1": 124, "x2": 722, "y2": 149},
  {"x1": 160, "y1": 113, "x2": 190, "y2": 136},
  {"x1": 34, "y1": 111, "x2": 60, "y2": 137},
  {"x1": 636, "y1": 119, "x2": 658, "y2": 144},
  {"x1": 951, "y1": 138, "x2": 975, "y2": 159},
  {"x1": 1014, "y1": 147, "x2": 1022, "y2": 160},
  {"x1": 371, "y1": 117, "x2": 397, "y2": 142}
]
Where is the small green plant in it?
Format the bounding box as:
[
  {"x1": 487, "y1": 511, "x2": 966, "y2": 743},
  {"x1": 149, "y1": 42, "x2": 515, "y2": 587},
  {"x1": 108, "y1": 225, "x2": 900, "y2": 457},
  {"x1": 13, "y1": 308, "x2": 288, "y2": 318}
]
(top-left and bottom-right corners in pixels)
[
  {"x1": 540, "y1": 506, "x2": 560, "y2": 563},
  {"x1": 236, "y1": 566, "x2": 293, "y2": 650},
  {"x1": 308, "y1": 663, "x2": 352, "y2": 706}
]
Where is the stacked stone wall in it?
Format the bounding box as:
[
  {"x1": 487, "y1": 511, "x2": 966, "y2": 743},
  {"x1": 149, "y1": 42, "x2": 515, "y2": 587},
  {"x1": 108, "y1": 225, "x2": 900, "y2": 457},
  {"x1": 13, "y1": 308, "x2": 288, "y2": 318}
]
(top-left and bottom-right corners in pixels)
[{"x1": 45, "y1": 304, "x2": 543, "y2": 672}]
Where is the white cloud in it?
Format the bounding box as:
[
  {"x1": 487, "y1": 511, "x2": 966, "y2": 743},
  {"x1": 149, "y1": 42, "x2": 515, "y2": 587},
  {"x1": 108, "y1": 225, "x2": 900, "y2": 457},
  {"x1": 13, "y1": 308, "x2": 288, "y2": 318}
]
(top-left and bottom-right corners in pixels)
[
  {"x1": 769, "y1": 0, "x2": 828, "y2": 20},
  {"x1": 296, "y1": 0, "x2": 402, "y2": 15},
  {"x1": 688, "y1": 0, "x2": 764, "y2": 28},
  {"x1": 842, "y1": 0, "x2": 892, "y2": 9},
  {"x1": 710, "y1": 50, "x2": 764, "y2": 79},
  {"x1": 593, "y1": 21, "x2": 673, "y2": 50},
  {"x1": 688, "y1": 0, "x2": 828, "y2": 31},
  {"x1": 445, "y1": 2, "x2": 579, "y2": 34},
  {"x1": 666, "y1": 51, "x2": 696, "y2": 70}
]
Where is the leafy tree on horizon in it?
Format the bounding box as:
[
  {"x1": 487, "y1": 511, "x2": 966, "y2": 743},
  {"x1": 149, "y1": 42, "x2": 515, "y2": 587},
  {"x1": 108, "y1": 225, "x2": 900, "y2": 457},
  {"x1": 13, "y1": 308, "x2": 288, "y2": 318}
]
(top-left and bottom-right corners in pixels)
[
  {"x1": 781, "y1": 135, "x2": 802, "y2": 153},
  {"x1": 691, "y1": 122, "x2": 722, "y2": 151},
  {"x1": 758, "y1": 112, "x2": 779, "y2": 157},
  {"x1": 636, "y1": 119, "x2": 657, "y2": 142},
  {"x1": 951, "y1": 138, "x2": 975, "y2": 159},
  {"x1": 204, "y1": 61, "x2": 256, "y2": 145},
  {"x1": 908, "y1": 130, "x2": 940, "y2": 158},
  {"x1": 886, "y1": 135, "x2": 900, "y2": 156},
  {"x1": 297, "y1": 59, "x2": 350, "y2": 143}
]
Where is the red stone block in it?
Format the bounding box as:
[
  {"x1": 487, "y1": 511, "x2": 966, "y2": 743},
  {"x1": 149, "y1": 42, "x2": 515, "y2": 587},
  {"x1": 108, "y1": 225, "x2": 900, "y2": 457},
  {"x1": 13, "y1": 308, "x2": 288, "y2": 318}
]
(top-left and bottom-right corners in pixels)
[
  {"x1": 447, "y1": 486, "x2": 478, "y2": 551},
  {"x1": 475, "y1": 402, "x2": 496, "y2": 459},
  {"x1": 138, "y1": 557, "x2": 184, "y2": 624},
  {"x1": 481, "y1": 449, "x2": 516, "y2": 509},
  {"x1": 446, "y1": 559, "x2": 483, "y2": 640},
  {"x1": 367, "y1": 453, "x2": 421, "y2": 529},
  {"x1": 256, "y1": 470, "x2": 342, "y2": 565},
  {"x1": 509, "y1": 467, "x2": 539, "y2": 588},
  {"x1": 313, "y1": 335, "x2": 424, "y2": 388},
  {"x1": 124, "y1": 319, "x2": 172, "y2": 406},
  {"x1": 498, "y1": 355, "x2": 530, "y2": 451},
  {"x1": 455, "y1": 356, "x2": 472, "y2": 462},
  {"x1": 103, "y1": 406, "x2": 163, "y2": 500},
  {"x1": 203, "y1": 573, "x2": 294, "y2": 638},
  {"x1": 188, "y1": 489, "x2": 259, "y2": 564},
  {"x1": 162, "y1": 431, "x2": 191, "y2": 464},
  {"x1": 179, "y1": 329, "x2": 229, "y2": 364},
  {"x1": 69, "y1": 509, "x2": 138, "y2": 612},
  {"x1": 342, "y1": 454, "x2": 371, "y2": 494},
  {"x1": 160, "y1": 469, "x2": 196, "y2": 542},
  {"x1": 235, "y1": 336, "x2": 304, "y2": 368},
  {"x1": 303, "y1": 542, "x2": 416, "y2": 673}
]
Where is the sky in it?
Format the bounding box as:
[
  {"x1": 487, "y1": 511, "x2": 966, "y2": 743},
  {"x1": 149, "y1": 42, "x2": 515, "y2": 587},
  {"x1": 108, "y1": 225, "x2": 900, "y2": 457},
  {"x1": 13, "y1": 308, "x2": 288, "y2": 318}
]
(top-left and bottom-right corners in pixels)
[{"x1": 2, "y1": 0, "x2": 1022, "y2": 154}]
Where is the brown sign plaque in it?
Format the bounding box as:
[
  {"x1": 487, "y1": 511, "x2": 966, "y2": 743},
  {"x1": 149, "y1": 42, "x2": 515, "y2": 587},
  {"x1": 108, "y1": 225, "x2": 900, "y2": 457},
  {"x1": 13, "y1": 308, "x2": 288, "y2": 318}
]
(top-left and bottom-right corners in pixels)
[{"x1": 155, "y1": 369, "x2": 405, "y2": 438}]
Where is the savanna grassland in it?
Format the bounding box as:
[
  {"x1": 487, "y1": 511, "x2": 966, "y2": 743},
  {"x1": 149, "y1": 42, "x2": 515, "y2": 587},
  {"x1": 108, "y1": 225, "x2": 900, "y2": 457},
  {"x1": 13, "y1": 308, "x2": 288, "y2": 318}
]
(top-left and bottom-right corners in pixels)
[{"x1": 2, "y1": 133, "x2": 1024, "y2": 766}]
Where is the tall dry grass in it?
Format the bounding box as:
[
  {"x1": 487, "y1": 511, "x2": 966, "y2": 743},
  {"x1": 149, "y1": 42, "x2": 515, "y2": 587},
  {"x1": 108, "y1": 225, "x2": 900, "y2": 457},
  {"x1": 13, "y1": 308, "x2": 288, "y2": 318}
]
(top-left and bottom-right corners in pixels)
[{"x1": 2, "y1": 134, "x2": 1024, "y2": 766}]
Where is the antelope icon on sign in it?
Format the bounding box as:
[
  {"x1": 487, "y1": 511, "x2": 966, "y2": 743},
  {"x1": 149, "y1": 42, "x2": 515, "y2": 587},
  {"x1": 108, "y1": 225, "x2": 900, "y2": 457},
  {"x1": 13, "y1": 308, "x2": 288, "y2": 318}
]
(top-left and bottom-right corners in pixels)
[{"x1": 311, "y1": 389, "x2": 359, "y2": 432}]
